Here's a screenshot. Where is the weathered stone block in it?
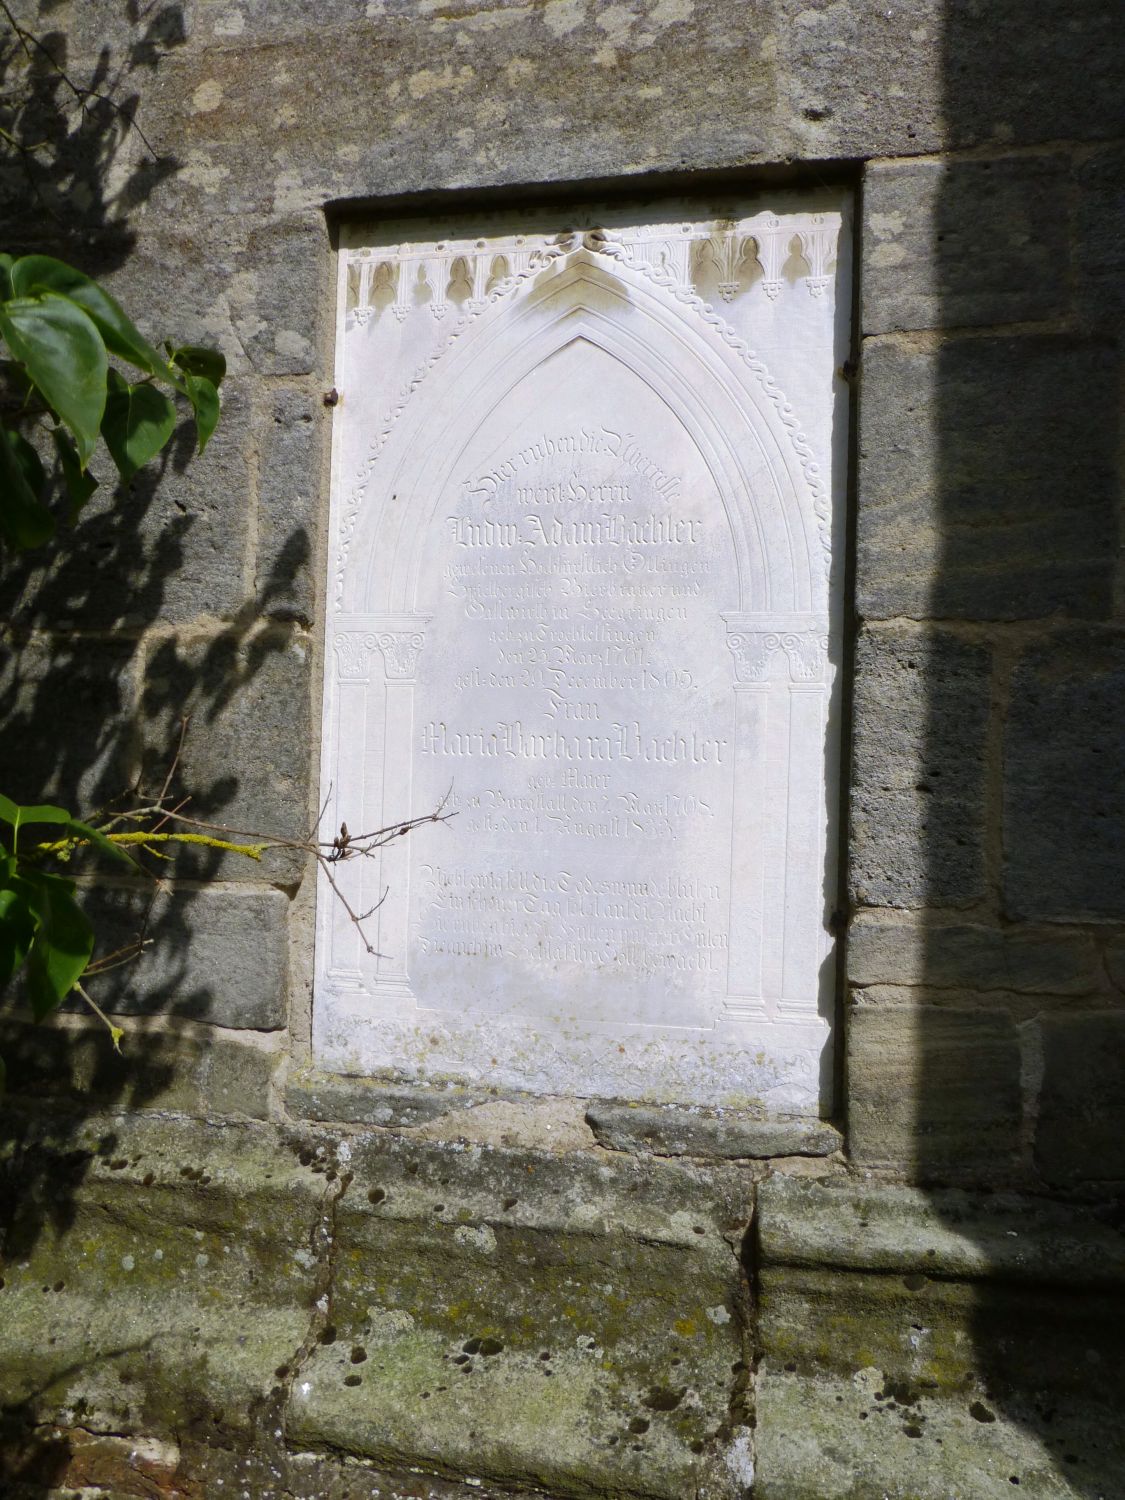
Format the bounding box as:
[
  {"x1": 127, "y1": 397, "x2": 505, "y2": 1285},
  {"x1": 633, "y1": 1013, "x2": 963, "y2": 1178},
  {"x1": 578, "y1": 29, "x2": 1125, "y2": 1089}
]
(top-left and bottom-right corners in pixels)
[
  {"x1": 289, "y1": 1132, "x2": 753, "y2": 1499},
  {"x1": 148, "y1": 9, "x2": 788, "y2": 208},
  {"x1": 1035, "y1": 1012, "x2": 1125, "y2": 1186},
  {"x1": 285, "y1": 1067, "x2": 472, "y2": 1129},
  {"x1": 780, "y1": 0, "x2": 1121, "y2": 157},
  {"x1": 0, "y1": 634, "x2": 139, "y2": 811},
  {"x1": 96, "y1": 229, "x2": 254, "y2": 380},
  {"x1": 847, "y1": 913, "x2": 1101, "y2": 996},
  {"x1": 234, "y1": 217, "x2": 329, "y2": 376},
  {"x1": 846, "y1": 1003, "x2": 1022, "y2": 1175},
  {"x1": 204, "y1": 1031, "x2": 282, "y2": 1118},
  {"x1": 0, "y1": 1017, "x2": 206, "y2": 1117},
  {"x1": 757, "y1": 1174, "x2": 1125, "y2": 1286},
  {"x1": 1003, "y1": 629, "x2": 1125, "y2": 922},
  {"x1": 1107, "y1": 937, "x2": 1125, "y2": 995},
  {"x1": 1075, "y1": 141, "x2": 1125, "y2": 327},
  {"x1": 849, "y1": 625, "x2": 990, "y2": 909},
  {"x1": 585, "y1": 1101, "x2": 842, "y2": 1159},
  {"x1": 755, "y1": 1176, "x2": 1125, "y2": 1499},
  {"x1": 77, "y1": 884, "x2": 290, "y2": 1030},
  {"x1": 863, "y1": 155, "x2": 1070, "y2": 334},
  {"x1": 0, "y1": 1017, "x2": 280, "y2": 1119},
  {"x1": 1, "y1": 383, "x2": 255, "y2": 630},
  {"x1": 754, "y1": 1365, "x2": 1124, "y2": 1500},
  {"x1": 857, "y1": 336, "x2": 1118, "y2": 621},
  {"x1": 257, "y1": 385, "x2": 324, "y2": 623},
  {"x1": 140, "y1": 627, "x2": 311, "y2": 883},
  {"x1": 0, "y1": 1116, "x2": 324, "y2": 1443}
]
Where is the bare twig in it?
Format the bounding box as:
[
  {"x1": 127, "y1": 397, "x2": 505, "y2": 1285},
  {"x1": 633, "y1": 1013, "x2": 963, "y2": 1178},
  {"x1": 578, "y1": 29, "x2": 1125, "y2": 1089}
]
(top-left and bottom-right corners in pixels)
[
  {"x1": 74, "y1": 982, "x2": 124, "y2": 1053},
  {"x1": 0, "y1": 0, "x2": 159, "y2": 158}
]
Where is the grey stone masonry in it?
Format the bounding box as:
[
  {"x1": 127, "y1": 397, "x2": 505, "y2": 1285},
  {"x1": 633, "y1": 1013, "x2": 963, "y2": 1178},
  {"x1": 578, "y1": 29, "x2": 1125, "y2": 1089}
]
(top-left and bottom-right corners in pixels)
[
  {"x1": 1035, "y1": 1012, "x2": 1125, "y2": 1186},
  {"x1": 0, "y1": 2, "x2": 1122, "y2": 1492},
  {"x1": 849, "y1": 624, "x2": 991, "y2": 910},
  {"x1": 857, "y1": 336, "x2": 1118, "y2": 622},
  {"x1": 846, "y1": 1001, "x2": 1023, "y2": 1178},
  {"x1": 585, "y1": 1102, "x2": 842, "y2": 1160},
  {"x1": 847, "y1": 913, "x2": 1103, "y2": 996},
  {"x1": 75, "y1": 884, "x2": 290, "y2": 1031},
  {"x1": 862, "y1": 155, "x2": 1072, "y2": 334},
  {"x1": 1003, "y1": 628, "x2": 1125, "y2": 923}
]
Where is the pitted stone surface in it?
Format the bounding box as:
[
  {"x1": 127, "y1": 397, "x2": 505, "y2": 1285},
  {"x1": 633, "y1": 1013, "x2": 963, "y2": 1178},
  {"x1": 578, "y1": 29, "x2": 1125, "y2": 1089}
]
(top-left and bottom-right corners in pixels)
[
  {"x1": 586, "y1": 1101, "x2": 842, "y2": 1159},
  {"x1": 849, "y1": 626, "x2": 990, "y2": 910}
]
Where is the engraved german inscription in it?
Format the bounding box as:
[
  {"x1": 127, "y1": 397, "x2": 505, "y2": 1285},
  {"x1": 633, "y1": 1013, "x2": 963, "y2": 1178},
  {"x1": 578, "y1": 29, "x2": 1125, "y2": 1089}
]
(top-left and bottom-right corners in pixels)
[{"x1": 318, "y1": 198, "x2": 848, "y2": 1110}]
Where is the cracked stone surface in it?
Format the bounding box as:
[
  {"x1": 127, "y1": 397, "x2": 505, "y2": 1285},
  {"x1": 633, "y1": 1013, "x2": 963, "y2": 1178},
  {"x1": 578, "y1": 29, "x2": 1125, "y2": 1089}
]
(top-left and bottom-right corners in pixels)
[{"x1": 0, "y1": 1112, "x2": 754, "y2": 1499}]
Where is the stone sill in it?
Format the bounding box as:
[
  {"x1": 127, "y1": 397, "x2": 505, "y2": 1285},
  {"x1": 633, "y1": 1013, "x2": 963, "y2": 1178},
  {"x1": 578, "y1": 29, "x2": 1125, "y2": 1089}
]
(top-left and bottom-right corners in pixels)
[{"x1": 285, "y1": 1067, "x2": 844, "y2": 1161}]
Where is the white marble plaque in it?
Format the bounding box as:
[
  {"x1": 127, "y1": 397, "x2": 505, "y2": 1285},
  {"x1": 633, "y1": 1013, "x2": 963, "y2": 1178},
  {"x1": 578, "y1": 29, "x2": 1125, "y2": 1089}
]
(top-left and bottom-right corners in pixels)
[{"x1": 316, "y1": 195, "x2": 850, "y2": 1113}]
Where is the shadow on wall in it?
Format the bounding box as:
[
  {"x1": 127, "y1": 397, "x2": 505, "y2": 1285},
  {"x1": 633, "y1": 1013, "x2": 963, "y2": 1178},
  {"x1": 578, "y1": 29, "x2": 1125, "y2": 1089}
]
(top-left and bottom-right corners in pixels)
[
  {"x1": 901, "y1": 2, "x2": 1122, "y2": 1493},
  {"x1": 0, "y1": 0, "x2": 308, "y2": 1384}
]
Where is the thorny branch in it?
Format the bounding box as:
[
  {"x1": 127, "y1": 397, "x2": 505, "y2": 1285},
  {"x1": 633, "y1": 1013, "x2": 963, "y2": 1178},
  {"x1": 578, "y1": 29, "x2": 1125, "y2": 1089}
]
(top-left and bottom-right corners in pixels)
[{"x1": 35, "y1": 718, "x2": 455, "y2": 1037}]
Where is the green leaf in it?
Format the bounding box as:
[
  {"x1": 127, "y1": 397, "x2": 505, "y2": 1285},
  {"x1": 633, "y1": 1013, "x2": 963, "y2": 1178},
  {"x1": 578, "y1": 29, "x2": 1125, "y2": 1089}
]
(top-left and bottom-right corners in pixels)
[
  {"x1": 0, "y1": 293, "x2": 107, "y2": 467},
  {"x1": 101, "y1": 375, "x2": 177, "y2": 481},
  {"x1": 66, "y1": 817, "x2": 141, "y2": 870},
  {"x1": 52, "y1": 427, "x2": 99, "y2": 518},
  {"x1": 0, "y1": 424, "x2": 53, "y2": 548},
  {"x1": 10, "y1": 255, "x2": 173, "y2": 384},
  {"x1": 171, "y1": 344, "x2": 226, "y2": 388},
  {"x1": 184, "y1": 373, "x2": 220, "y2": 454},
  {"x1": 0, "y1": 794, "x2": 72, "y2": 830},
  {"x1": 22, "y1": 869, "x2": 93, "y2": 1019},
  {"x1": 0, "y1": 254, "x2": 12, "y2": 301},
  {"x1": 0, "y1": 880, "x2": 36, "y2": 987}
]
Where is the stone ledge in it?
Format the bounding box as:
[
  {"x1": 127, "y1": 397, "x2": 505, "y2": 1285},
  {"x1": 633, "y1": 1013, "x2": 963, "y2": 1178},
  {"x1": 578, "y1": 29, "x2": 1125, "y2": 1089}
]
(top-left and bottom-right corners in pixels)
[
  {"x1": 285, "y1": 1066, "x2": 481, "y2": 1128},
  {"x1": 287, "y1": 1075, "x2": 841, "y2": 1163},
  {"x1": 586, "y1": 1101, "x2": 842, "y2": 1160},
  {"x1": 754, "y1": 1369, "x2": 1122, "y2": 1500},
  {"x1": 757, "y1": 1175, "x2": 1125, "y2": 1287},
  {"x1": 0, "y1": 1112, "x2": 754, "y2": 1500},
  {"x1": 755, "y1": 1177, "x2": 1125, "y2": 1497}
]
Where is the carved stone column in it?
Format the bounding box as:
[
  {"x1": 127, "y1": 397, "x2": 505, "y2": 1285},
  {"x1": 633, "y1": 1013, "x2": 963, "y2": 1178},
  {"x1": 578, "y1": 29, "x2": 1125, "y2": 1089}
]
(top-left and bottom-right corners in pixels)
[
  {"x1": 369, "y1": 614, "x2": 430, "y2": 994},
  {"x1": 325, "y1": 631, "x2": 379, "y2": 986},
  {"x1": 721, "y1": 616, "x2": 829, "y2": 1022}
]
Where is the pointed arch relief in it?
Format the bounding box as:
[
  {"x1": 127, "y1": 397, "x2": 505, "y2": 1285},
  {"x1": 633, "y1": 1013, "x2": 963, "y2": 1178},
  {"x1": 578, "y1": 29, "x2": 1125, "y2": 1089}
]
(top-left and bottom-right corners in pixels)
[{"x1": 319, "y1": 197, "x2": 850, "y2": 1114}]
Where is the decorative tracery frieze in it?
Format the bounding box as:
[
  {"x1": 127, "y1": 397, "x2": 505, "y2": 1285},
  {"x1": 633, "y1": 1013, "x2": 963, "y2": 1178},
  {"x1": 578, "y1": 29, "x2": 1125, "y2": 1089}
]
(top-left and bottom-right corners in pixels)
[
  {"x1": 335, "y1": 208, "x2": 841, "y2": 608},
  {"x1": 344, "y1": 213, "x2": 839, "y2": 326}
]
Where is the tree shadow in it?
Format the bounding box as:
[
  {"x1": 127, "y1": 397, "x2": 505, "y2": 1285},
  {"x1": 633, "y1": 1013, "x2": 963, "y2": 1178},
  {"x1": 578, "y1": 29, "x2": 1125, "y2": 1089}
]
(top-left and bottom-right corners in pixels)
[
  {"x1": 911, "y1": 5, "x2": 1125, "y2": 1492},
  {"x1": 0, "y1": 24, "x2": 311, "y2": 1485}
]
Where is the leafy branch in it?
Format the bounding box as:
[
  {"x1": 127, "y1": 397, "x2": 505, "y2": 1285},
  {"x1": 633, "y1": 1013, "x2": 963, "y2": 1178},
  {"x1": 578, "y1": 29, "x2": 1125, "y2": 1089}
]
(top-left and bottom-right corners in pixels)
[{"x1": 1, "y1": 250, "x2": 223, "y2": 548}]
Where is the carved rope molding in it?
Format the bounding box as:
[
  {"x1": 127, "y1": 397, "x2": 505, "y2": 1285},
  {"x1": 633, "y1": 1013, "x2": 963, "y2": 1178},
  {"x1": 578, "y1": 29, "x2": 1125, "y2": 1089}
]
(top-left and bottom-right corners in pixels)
[
  {"x1": 334, "y1": 213, "x2": 839, "y2": 605},
  {"x1": 334, "y1": 241, "x2": 569, "y2": 608},
  {"x1": 588, "y1": 229, "x2": 835, "y2": 581}
]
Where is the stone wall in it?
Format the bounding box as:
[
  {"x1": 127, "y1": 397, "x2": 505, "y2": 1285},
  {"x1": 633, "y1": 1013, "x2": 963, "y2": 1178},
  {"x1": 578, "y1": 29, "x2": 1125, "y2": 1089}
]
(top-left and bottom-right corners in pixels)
[{"x1": 1, "y1": 2, "x2": 1122, "y2": 1497}]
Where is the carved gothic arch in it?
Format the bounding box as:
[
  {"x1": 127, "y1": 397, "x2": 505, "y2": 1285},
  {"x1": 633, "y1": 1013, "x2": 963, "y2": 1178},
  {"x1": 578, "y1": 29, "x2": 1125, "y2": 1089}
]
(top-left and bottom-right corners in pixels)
[{"x1": 340, "y1": 250, "x2": 827, "y2": 621}]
